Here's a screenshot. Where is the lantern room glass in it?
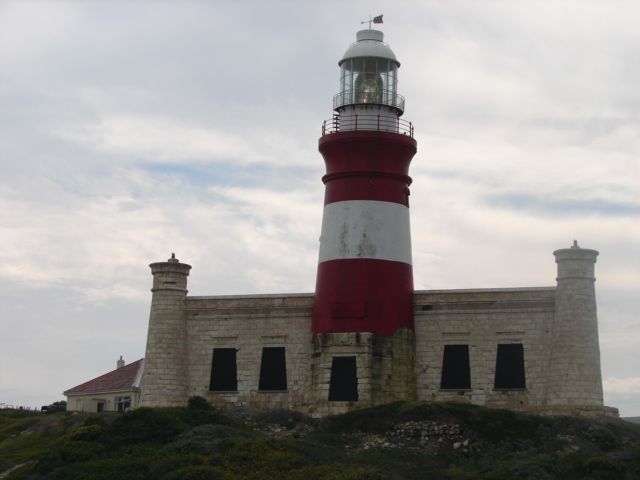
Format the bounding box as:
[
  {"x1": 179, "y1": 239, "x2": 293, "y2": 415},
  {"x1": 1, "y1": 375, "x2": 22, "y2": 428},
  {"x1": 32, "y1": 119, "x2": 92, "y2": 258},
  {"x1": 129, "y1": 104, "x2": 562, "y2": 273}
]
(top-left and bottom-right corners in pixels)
[{"x1": 339, "y1": 57, "x2": 398, "y2": 106}]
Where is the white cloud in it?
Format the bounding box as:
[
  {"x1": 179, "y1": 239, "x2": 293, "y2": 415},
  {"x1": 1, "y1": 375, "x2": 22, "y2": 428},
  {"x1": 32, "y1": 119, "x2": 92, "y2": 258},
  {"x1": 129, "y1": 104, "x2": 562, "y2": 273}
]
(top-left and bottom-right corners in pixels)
[
  {"x1": 58, "y1": 115, "x2": 267, "y2": 165},
  {"x1": 604, "y1": 377, "x2": 640, "y2": 396}
]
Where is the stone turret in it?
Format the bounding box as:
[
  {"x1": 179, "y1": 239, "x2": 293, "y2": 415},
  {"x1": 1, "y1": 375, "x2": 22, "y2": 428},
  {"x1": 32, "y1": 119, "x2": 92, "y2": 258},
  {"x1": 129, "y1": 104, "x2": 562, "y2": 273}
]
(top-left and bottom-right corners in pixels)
[
  {"x1": 547, "y1": 241, "x2": 603, "y2": 410},
  {"x1": 139, "y1": 253, "x2": 191, "y2": 407}
]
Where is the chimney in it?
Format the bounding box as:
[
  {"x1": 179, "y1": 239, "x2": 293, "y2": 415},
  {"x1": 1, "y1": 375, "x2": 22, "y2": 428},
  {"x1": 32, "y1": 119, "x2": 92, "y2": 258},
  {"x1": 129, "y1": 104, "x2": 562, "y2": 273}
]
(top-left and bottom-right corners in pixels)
[{"x1": 117, "y1": 356, "x2": 125, "y2": 369}]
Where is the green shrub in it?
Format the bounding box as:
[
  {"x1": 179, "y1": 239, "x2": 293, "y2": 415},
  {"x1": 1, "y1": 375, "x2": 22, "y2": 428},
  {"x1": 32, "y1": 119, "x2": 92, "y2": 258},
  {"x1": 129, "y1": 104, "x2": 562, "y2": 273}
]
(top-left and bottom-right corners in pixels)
[
  {"x1": 584, "y1": 454, "x2": 626, "y2": 476},
  {"x1": 146, "y1": 452, "x2": 209, "y2": 478},
  {"x1": 42, "y1": 455, "x2": 151, "y2": 480},
  {"x1": 180, "y1": 406, "x2": 230, "y2": 427},
  {"x1": 37, "y1": 440, "x2": 104, "y2": 472},
  {"x1": 585, "y1": 425, "x2": 622, "y2": 452},
  {"x1": 66, "y1": 424, "x2": 102, "y2": 441},
  {"x1": 444, "y1": 466, "x2": 478, "y2": 479},
  {"x1": 171, "y1": 424, "x2": 259, "y2": 452},
  {"x1": 252, "y1": 409, "x2": 312, "y2": 430},
  {"x1": 0, "y1": 412, "x2": 40, "y2": 442},
  {"x1": 188, "y1": 396, "x2": 212, "y2": 410},
  {"x1": 0, "y1": 457, "x2": 11, "y2": 474},
  {"x1": 286, "y1": 465, "x2": 387, "y2": 480},
  {"x1": 160, "y1": 465, "x2": 238, "y2": 480},
  {"x1": 279, "y1": 437, "x2": 346, "y2": 464},
  {"x1": 107, "y1": 408, "x2": 186, "y2": 445},
  {"x1": 483, "y1": 459, "x2": 555, "y2": 480},
  {"x1": 222, "y1": 440, "x2": 306, "y2": 477},
  {"x1": 320, "y1": 402, "x2": 405, "y2": 433}
]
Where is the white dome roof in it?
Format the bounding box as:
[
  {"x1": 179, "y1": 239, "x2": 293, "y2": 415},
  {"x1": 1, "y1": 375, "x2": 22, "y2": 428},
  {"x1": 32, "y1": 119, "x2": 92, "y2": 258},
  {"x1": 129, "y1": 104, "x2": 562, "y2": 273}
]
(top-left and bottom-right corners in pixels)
[{"x1": 339, "y1": 29, "x2": 400, "y2": 66}]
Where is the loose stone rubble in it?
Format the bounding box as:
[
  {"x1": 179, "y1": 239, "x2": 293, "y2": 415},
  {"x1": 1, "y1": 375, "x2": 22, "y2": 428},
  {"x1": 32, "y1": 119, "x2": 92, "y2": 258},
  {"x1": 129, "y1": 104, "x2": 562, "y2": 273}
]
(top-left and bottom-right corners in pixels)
[{"x1": 348, "y1": 421, "x2": 470, "y2": 452}]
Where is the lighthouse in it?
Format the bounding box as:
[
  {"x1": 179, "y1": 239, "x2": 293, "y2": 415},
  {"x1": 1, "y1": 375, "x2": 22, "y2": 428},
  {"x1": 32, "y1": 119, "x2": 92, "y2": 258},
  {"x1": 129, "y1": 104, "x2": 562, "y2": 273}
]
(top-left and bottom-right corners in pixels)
[
  {"x1": 311, "y1": 28, "x2": 418, "y2": 411},
  {"x1": 137, "y1": 25, "x2": 611, "y2": 418}
]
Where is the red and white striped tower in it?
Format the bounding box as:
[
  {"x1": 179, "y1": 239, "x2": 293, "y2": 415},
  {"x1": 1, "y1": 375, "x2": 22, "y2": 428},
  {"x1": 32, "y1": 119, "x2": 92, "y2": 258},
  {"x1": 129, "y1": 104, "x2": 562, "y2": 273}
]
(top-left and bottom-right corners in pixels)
[
  {"x1": 313, "y1": 29, "x2": 417, "y2": 338},
  {"x1": 311, "y1": 29, "x2": 417, "y2": 410}
]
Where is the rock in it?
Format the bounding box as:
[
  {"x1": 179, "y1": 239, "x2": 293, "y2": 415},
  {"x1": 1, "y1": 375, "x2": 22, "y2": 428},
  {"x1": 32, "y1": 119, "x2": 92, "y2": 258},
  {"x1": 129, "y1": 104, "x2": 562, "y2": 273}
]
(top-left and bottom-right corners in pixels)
[{"x1": 453, "y1": 442, "x2": 461, "y2": 449}]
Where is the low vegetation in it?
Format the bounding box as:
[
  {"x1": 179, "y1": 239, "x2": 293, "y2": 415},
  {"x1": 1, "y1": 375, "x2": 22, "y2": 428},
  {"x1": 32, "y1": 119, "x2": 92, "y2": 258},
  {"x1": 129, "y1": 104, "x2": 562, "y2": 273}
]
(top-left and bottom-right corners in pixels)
[{"x1": 1, "y1": 400, "x2": 640, "y2": 479}]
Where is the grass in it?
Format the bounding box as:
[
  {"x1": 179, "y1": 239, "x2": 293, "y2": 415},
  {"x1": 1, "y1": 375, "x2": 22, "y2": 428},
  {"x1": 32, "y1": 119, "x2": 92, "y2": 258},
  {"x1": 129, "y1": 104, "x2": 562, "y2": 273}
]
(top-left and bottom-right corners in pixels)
[{"x1": 1, "y1": 400, "x2": 640, "y2": 480}]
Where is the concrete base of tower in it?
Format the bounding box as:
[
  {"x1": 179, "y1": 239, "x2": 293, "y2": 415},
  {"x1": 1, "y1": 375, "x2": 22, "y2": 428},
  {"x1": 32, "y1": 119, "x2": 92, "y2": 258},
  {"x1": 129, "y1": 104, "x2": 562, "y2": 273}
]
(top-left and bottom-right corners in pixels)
[{"x1": 308, "y1": 328, "x2": 417, "y2": 417}]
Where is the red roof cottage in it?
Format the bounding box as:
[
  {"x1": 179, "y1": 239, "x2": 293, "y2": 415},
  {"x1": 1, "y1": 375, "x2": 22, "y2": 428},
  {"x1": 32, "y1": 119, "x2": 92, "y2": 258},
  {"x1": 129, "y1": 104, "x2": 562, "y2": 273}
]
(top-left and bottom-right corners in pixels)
[{"x1": 64, "y1": 357, "x2": 144, "y2": 413}]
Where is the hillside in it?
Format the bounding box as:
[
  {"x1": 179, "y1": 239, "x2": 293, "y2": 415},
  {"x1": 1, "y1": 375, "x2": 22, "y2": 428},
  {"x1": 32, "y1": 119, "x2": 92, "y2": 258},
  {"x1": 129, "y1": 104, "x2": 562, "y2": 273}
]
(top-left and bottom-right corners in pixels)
[{"x1": 1, "y1": 400, "x2": 640, "y2": 480}]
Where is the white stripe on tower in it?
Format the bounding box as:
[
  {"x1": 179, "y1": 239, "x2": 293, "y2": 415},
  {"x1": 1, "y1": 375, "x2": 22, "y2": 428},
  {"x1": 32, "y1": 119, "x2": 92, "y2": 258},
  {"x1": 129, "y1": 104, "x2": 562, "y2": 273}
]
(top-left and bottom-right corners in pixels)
[{"x1": 318, "y1": 200, "x2": 412, "y2": 264}]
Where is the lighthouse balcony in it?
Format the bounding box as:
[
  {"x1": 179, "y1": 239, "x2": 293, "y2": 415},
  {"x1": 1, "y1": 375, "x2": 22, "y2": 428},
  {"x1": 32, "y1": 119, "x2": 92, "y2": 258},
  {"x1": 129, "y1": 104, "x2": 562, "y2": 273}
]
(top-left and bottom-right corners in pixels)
[
  {"x1": 334, "y1": 89, "x2": 405, "y2": 114},
  {"x1": 321, "y1": 113, "x2": 414, "y2": 137}
]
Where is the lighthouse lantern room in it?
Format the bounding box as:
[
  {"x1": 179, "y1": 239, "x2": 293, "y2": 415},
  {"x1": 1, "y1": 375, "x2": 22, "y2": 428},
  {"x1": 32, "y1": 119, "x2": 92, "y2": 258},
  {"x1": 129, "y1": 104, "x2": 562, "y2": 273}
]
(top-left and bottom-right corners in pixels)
[{"x1": 337, "y1": 29, "x2": 402, "y2": 113}]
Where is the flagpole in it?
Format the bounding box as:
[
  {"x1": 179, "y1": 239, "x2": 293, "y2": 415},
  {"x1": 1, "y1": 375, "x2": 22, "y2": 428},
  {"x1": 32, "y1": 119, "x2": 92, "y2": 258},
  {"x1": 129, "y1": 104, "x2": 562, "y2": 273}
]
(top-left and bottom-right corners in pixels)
[{"x1": 360, "y1": 14, "x2": 373, "y2": 29}]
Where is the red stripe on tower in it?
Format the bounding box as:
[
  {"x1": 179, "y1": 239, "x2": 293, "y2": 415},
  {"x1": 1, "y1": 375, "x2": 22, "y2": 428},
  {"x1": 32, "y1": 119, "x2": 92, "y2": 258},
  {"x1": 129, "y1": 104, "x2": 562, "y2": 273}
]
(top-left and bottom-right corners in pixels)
[{"x1": 312, "y1": 29, "x2": 417, "y2": 336}]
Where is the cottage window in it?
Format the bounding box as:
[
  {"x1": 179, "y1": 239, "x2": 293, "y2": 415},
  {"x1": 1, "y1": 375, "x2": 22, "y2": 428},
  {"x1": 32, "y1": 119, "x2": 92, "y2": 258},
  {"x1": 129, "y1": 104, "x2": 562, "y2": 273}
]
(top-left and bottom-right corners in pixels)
[
  {"x1": 440, "y1": 345, "x2": 471, "y2": 390},
  {"x1": 258, "y1": 347, "x2": 287, "y2": 391},
  {"x1": 210, "y1": 348, "x2": 238, "y2": 391},
  {"x1": 328, "y1": 356, "x2": 358, "y2": 401},
  {"x1": 116, "y1": 396, "x2": 131, "y2": 413},
  {"x1": 494, "y1": 343, "x2": 526, "y2": 389}
]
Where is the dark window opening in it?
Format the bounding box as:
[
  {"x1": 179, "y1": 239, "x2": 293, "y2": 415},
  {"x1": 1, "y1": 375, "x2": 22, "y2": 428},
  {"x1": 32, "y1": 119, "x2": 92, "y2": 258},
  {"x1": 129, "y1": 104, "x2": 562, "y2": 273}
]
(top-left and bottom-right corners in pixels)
[
  {"x1": 494, "y1": 343, "x2": 526, "y2": 389},
  {"x1": 328, "y1": 356, "x2": 358, "y2": 401},
  {"x1": 96, "y1": 402, "x2": 104, "y2": 413},
  {"x1": 258, "y1": 347, "x2": 287, "y2": 391},
  {"x1": 440, "y1": 345, "x2": 471, "y2": 389},
  {"x1": 116, "y1": 396, "x2": 131, "y2": 413},
  {"x1": 210, "y1": 348, "x2": 238, "y2": 391}
]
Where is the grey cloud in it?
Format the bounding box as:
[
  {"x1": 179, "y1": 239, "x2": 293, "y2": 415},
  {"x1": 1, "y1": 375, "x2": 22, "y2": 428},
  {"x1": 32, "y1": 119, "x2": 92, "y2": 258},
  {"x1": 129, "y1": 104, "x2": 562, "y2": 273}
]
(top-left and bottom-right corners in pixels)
[{"x1": 485, "y1": 193, "x2": 640, "y2": 217}]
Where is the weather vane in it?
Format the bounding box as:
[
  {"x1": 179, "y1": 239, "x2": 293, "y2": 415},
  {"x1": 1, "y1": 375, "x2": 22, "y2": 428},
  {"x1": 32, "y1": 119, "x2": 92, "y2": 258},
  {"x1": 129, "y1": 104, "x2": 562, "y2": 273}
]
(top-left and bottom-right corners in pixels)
[{"x1": 361, "y1": 14, "x2": 383, "y2": 29}]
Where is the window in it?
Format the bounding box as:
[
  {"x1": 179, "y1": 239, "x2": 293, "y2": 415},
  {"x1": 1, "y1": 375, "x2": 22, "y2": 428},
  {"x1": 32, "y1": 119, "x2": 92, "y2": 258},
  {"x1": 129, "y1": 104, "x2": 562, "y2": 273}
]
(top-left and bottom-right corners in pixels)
[
  {"x1": 440, "y1": 345, "x2": 471, "y2": 390},
  {"x1": 494, "y1": 344, "x2": 526, "y2": 389},
  {"x1": 209, "y1": 348, "x2": 238, "y2": 391},
  {"x1": 96, "y1": 401, "x2": 104, "y2": 413},
  {"x1": 116, "y1": 396, "x2": 131, "y2": 413},
  {"x1": 258, "y1": 347, "x2": 287, "y2": 391},
  {"x1": 328, "y1": 356, "x2": 358, "y2": 401}
]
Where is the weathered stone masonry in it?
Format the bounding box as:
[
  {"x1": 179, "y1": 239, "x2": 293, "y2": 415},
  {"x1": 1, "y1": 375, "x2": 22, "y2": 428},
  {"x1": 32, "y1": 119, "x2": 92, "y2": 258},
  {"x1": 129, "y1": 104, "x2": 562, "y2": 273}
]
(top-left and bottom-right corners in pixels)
[{"x1": 140, "y1": 243, "x2": 615, "y2": 417}]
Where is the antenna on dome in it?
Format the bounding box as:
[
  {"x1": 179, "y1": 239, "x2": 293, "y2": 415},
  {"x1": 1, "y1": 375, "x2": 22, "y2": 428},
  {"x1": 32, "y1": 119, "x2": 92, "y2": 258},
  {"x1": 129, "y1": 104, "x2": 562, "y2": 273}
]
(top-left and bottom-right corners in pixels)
[{"x1": 361, "y1": 14, "x2": 383, "y2": 29}]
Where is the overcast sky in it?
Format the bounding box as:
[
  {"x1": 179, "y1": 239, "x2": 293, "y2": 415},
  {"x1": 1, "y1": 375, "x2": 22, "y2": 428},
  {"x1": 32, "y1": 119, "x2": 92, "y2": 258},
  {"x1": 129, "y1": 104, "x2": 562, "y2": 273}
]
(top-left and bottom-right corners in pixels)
[{"x1": 1, "y1": 0, "x2": 638, "y2": 416}]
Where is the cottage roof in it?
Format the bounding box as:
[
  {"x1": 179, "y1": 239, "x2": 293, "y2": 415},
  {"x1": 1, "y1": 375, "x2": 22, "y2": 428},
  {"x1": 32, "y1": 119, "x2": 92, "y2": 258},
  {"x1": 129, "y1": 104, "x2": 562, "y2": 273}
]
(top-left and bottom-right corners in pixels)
[{"x1": 64, "y1": 358, "x2": 144, "y2": 395}]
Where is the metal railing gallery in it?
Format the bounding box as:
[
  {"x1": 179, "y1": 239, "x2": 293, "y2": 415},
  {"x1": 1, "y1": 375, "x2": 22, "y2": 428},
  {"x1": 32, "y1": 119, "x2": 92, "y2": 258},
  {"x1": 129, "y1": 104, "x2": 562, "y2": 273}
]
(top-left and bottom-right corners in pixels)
[{"x1": 321, "y1": 114, "x2": 414, "y2": 137}]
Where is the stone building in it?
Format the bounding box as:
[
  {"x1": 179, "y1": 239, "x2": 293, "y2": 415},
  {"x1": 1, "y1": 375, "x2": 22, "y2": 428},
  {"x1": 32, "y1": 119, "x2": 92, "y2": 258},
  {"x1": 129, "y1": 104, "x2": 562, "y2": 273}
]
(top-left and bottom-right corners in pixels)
[{"x1": 139, "y1": 28, "x2": 614, "y2": 417}]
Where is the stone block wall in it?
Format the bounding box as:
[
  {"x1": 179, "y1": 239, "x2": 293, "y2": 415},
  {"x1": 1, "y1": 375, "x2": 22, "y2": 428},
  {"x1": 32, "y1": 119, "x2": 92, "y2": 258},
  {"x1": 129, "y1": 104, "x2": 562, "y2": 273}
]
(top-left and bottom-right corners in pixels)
[
  {"x1": 413, "y1": 287, "x2": 557, "y2": 411},
  {"x1": 184, "y1": 294, "x2": 313, "y2": 411},
  {"x1": 140, "y1": 245, "x2": 609, "y2": 416}
]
